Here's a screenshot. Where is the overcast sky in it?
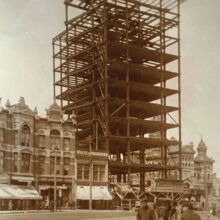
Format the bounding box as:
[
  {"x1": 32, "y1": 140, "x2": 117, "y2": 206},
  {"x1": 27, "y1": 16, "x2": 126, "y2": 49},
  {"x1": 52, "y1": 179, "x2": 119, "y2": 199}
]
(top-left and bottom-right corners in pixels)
[{"x1": 1, "y1": 0, "x2": 220, "y2": 175}]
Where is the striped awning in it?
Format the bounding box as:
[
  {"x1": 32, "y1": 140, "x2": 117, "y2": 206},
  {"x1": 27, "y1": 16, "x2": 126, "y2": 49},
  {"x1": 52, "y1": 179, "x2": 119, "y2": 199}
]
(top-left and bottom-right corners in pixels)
[
  {"x1": 0, "y1": 184, "x2": 42, "y2": 200},
  {"x1": 76, "y1": 186, "x2": 112, "y2": 200}
]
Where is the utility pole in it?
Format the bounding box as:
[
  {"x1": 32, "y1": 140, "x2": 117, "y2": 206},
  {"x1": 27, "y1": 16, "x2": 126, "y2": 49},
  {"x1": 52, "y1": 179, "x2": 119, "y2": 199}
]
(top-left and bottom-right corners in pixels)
[
  {"x1": 71, "y1": 111, "x2": 77, "y2": 210},
  {"x1": 204, "y1": 164, "x2": 208, "y2": 210},
  {"x1": 89, "y1": 135, "x2": 92, "y2": 210},
  {"x1": 54, "y1": 148, "x2": 57, "y2": 212}
]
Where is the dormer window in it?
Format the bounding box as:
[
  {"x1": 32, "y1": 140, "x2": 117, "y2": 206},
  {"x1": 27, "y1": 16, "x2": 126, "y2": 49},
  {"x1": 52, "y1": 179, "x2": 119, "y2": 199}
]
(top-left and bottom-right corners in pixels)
[{"x1": 21, "y1": 125, "x2": 30, "y2": 147}]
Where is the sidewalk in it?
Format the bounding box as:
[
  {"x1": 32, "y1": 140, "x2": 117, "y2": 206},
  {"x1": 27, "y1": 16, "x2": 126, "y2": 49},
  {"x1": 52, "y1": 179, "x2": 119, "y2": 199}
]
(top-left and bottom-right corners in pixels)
[{"x1": 0, "y1": 209, "x2": 135, "y2": 215}]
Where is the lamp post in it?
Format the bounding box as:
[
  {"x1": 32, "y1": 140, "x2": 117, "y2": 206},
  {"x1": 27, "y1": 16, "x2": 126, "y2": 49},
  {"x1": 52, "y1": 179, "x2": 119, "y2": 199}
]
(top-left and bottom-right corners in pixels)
[
  {"x1": 89, "y1": 135, "x2": 92, "y2": 210},
  {"x1": 204, "y1": 164, "x2": 208, "y2": 210},
  {"x1": 54, "y1": 146, "x2": 58, "y2": 212},
  {"x1": 71, "y1": 111, "x2": 77, "y2": 209}
]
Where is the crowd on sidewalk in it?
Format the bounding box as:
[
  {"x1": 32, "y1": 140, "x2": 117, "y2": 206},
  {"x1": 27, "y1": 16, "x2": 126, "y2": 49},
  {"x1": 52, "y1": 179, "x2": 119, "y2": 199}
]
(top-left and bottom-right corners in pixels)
[{"x1": 136, "y1": 198, "x2": 220, "y2": 220}]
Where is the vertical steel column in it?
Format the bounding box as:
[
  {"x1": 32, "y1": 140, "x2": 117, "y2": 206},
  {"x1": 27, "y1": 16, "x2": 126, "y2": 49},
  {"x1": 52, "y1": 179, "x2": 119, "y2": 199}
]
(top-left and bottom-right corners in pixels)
[
  {"x1": 125, "y1": 0, "x2": 131, "y2": 184},
  {"x1": 91, "y1": 0, "x2": 95, "y2": 151},
  {"x1": 59, "y1": 39, "x2": 63, "y2": 108},
  {"x1": 177, "y1": 0, "x2": 182, "y2": 180},
  {"x1": 52, "y1": 42, "x2": 56, "y2": 98},
  {"x1": 65, "y1": 3, "x2": 70, "y2": 116},
  {"x1": 159, "y1": 0, "x2": 166, "y2": 179},
  {"x1": 103, "y1": 0, "x2": 109, "y2": 152}
]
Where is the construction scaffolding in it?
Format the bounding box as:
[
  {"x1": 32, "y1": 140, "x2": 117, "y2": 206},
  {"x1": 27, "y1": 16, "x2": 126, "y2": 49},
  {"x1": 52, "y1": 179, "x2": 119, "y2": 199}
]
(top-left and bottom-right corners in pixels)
[{"x1": 53, "y1": 0, "x2": 185, "y2": 192}]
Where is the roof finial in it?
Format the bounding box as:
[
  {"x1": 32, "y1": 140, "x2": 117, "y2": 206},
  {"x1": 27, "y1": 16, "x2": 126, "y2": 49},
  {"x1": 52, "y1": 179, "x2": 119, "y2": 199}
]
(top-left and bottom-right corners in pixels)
[
  {"x1": 0, "y1": 97, "x2": 2, "y2": 111},
  {"x1": 6, "y1": 99, "x2": 10, "y2": 109}
]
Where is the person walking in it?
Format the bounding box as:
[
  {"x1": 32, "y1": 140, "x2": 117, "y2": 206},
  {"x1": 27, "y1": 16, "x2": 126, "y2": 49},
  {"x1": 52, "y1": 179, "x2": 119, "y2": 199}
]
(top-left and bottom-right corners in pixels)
[
  {"x1": 137, "y1": 199, "x2": 156, "y2": 220},
  {"x1": 180, "y1": 201, "x2": 201, "y2": 220},
  {"x1": 8, "y1": 200, "x2": 13, "y2": 211},
  {"x1": 45, "y1": 197, "x2": 49, "y2": 210}
]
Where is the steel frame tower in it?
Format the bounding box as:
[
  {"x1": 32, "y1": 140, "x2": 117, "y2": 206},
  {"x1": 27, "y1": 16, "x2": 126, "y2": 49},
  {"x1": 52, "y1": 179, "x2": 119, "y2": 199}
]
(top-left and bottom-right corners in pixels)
[{"x1": 53, "y1": 0, "x2": 185, "y2": 192}]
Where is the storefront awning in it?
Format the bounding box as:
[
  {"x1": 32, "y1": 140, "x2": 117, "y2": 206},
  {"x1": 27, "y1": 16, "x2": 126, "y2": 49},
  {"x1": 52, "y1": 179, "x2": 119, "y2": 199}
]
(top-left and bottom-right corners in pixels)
[
  {"x1": 0, "y1": 184, "x2": 42, "y2": 200},
  {"x1": 76, "y1": 186, "x2": 112, "y2": 200}
]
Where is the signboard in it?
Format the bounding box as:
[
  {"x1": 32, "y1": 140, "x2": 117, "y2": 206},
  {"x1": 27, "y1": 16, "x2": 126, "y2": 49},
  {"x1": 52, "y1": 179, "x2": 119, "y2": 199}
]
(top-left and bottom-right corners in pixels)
[
  {"x1": 154, "y1": 180, "x2": 185, "y2": 193},
  {"x1": 76, "y1": 150, "x2": 108, "y2": 157},
  {"x1": 0, "y1": 173, "x2": 10, "y2": 184},
  {"x1": 12, "y1": 176, "x2": 34, "y2": 182}
]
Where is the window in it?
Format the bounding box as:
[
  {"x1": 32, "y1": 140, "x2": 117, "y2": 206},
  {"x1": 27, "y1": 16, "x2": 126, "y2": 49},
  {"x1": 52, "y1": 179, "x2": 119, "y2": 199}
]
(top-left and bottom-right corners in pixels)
[
  {"x1": 0, "y1": 151, "x2": 5, "y2": 172},
  {"x1": 64, "y1": 158, "x2": 70, "y2": 165},
  {"x1": 21, "y1": 153, "x2": 30, "y2": 173},
  {"x1": 64, "y1": 138, "x2": 70, "y2": 151},
  {"x1": 99, "y1": 165, "x2": 105, "y2": 182},
  {"x1": 50, "y1": 156, "x2": 60, "y2": 175},
  {"x1": 50, "y1": 130, "x2": 60, "y2": 149},
  {"x1": 0, "y1": 129, "x2": 5, "y2": 143},
  {"x1": 64, "y1": 158, "x2": 70, "y2": 176},
  {"x1": 38, "y1": 135, "x2": 45, "y2": 148},
  {"x1": 39, "y1": 156, "x2": 45, "y2": 174},
  {"x1": 14, "y1": 153, "x2": 18, "y2": 172},
  {"x1": 21, "y1": 125, "x2": 30, "y2": 146},
  {"x1": 77, "y1": 163, "x2": 89, "y2": 181},
  {"x1": 93, "y1": 165, "x2": 98, "y2": 181},
  {"x1": 93, "y1": 164, "x2": 106, "y2": 182},
  {"x1": 14, "y1": 131, "x2": 18, "y2": 146}
]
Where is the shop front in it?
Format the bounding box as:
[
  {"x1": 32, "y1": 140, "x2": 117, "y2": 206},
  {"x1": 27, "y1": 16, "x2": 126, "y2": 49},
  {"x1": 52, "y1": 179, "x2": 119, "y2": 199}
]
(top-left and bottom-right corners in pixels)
[
  {"x1": 0, "y1": 184, "x2": 42, "y2": 210},
  {"x1": 76, "y1": 185, "x2": 112, "y2": 209},
  {"x1": 39, "y1": 184, "x2": 72, "y2": 209}
]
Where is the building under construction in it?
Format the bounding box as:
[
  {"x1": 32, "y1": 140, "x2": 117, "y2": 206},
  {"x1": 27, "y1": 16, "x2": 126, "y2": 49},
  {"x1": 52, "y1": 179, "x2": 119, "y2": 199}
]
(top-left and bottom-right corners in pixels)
[{"x1": 53, "y1": 0, "x2": 185, "y2": 193}]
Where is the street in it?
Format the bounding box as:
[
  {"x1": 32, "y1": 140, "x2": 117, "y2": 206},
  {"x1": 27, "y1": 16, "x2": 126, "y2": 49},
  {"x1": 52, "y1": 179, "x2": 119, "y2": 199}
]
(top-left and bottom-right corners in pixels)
[
  {"x1": 0, "y1": 210, "x2": 210, "y2": 220},
  {"x1": 0, "y1": 211, "x2": 136, "y2": 220}
]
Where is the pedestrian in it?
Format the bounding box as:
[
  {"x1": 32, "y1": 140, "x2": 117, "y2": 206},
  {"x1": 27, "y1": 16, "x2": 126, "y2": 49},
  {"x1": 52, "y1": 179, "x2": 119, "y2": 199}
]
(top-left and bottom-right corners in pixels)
[
  {"x1": 50, "y1": 200, "x2": 54, "y2": 212},
  {"x1": 137, "y1": 198, "x2": 155, "y2": 220},
  {"x1": 22, "y1": 200, "x2": 26, "y2": 210},
  {"x1": 8, "y1": 200, "x2": 13, "y2": 211},
  {"x1": 180, "y1": 201, "x2": 201, "y2": 220},
  {"x1": 213, "y1": 210, "x2": 220, "y2": 219},
  {"x1": 17, "y1": 200, "x2": 22, "y2": 210},
  {"x1": 45, "y1": 197, "x2": 49, "y2": 210},
  {"x1": 57, "y1": 198, "x2": 61, "y2": 211}
]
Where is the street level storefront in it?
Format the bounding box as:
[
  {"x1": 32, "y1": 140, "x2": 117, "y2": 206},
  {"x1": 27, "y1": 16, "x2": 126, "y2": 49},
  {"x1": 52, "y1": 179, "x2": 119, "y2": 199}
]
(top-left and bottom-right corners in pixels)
[
  {"x1": 76, "y1": 186, "x2": 112, "y2": 209},
  {"x1": 38, "y1": 184, "x2": 72, "y2": 209},
  {"x1": 0, "y1": 184, "x2": 42, "y2": 210}
]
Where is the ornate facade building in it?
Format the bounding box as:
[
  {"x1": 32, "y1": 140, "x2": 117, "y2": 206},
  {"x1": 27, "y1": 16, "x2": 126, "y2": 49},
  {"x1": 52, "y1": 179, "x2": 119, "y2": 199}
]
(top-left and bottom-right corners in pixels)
[
  {"x1": 0, "y1": 97, "x2": 75, "y2": 208},
  {"x1": 193, "y1": 139, "x2": 215, "y2": 194}
]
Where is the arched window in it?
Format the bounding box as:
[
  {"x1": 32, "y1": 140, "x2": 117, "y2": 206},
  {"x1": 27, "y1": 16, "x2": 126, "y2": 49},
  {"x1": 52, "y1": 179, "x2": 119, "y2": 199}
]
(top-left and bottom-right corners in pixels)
[
  {"x1": 0, "y1": 151, "x2": 5, "y2": 172},
  {"x1": 21, "y1": 125, "x2": 30, "y2": 146},
  {"x1": 38, "y1": 135, "x2": 45, "y2": 148},
  {"x1": 0, "y1": 128, "x2": 5, "y2": 143},
  {"x1": 50, "y1": 130, "x2": 60, "y2": 149}
]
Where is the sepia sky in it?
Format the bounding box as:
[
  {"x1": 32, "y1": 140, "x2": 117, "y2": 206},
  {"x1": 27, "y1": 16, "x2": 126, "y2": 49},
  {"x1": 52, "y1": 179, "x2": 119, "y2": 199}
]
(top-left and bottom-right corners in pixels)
[{"x1": 1, "y1": 0, "x2": 220, "y2": 175}]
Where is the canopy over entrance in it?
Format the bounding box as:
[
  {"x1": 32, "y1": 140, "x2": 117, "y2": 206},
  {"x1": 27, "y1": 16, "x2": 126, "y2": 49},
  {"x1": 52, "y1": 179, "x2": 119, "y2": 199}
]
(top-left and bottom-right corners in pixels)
[
  {"x1": 76, "y1": 186, "x2": 112, "y2": 200},
  {"x1": 0, "y1": 184, "x2": 42, "y2": 200}
]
